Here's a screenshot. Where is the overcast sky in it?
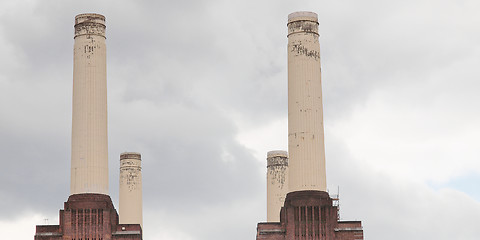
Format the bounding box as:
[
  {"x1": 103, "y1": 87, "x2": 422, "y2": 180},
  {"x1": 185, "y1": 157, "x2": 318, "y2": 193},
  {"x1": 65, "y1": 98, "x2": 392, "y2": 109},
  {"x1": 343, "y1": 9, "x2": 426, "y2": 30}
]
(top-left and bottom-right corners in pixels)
[{"x1": 1, "y1": 0, "x2": 480, "y2": 239}]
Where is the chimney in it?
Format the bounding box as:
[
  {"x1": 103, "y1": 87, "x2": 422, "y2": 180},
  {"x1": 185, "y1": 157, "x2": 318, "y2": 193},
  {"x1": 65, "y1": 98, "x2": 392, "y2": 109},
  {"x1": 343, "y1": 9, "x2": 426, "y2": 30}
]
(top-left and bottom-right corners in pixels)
[
  {"x1": 266, "y1": 150, "x2": 288, "y2": 222},
  {"x1": 70, "y1": 13, "x2": 108, "y2": 195},
  {"x1": 287, "y1": 12, "x2": 327, "y2": 192},
  {"x1": 119, "y1": 152, "x2": 143, "y2": 229}
]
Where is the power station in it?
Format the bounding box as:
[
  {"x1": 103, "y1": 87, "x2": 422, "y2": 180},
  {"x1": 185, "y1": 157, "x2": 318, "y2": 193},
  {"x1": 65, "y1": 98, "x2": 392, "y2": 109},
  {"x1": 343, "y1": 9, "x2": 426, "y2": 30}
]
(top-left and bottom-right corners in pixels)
[
  {"x1": 255, "y1": 12, "x2": 364, "y2": 240},
  {"x1": 33, "y1": 11, "x2": 365, "y2": 240},
  {"x1": 35, "y1": 14, "x2": 143, "y2": 240}
]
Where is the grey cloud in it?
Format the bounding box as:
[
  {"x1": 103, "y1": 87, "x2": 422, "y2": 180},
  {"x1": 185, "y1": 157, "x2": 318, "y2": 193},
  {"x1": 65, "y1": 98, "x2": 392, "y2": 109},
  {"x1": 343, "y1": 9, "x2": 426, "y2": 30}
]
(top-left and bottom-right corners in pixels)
[{"x1": 1, "y1": 0, "x2": 480, "y2": 239}]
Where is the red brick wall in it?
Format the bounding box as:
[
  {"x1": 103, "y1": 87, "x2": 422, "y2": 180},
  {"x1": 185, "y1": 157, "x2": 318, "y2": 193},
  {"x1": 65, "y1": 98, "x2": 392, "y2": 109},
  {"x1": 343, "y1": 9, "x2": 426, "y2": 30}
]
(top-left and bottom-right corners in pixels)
[
  {"x1": 257, "y1": 222, "x2": 285, "y2": 240},
  {"x1": 34, "y1": 225, "x2": 62, "y2": 240},
  {"x1": 336, "y1": 221, "x2": 363, "y2": 240}
]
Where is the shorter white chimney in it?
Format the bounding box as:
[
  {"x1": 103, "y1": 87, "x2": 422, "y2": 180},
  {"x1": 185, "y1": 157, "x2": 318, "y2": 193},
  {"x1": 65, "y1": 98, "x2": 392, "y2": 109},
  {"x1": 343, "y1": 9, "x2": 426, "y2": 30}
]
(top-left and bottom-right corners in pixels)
[
  {"x1": 266, "y1": 150, "x2": 289, "y2": 222},
  {"x1": 119, "y1": 152, "x2": 143, "y2": 229}
]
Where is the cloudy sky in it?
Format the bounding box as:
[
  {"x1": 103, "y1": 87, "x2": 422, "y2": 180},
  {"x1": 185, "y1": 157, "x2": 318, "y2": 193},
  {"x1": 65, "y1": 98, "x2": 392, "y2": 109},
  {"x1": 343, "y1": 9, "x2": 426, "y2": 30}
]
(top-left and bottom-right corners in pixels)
[{"x1": 1, "y1": 0, "x2": 480, "y2": 239}]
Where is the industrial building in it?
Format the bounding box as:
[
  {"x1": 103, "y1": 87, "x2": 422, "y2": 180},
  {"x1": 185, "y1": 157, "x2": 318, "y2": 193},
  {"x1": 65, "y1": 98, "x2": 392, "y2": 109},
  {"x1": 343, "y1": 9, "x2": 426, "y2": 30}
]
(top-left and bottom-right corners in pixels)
[
  {"x1": 33, "y1": 11, "x2": 364, "y2": 240},
  {"x1": 255, "y1": 12, "x2": 364, "y2": 240},
  {"x1": 34, "y1": 13, "x2": 143, "y2": 240}
]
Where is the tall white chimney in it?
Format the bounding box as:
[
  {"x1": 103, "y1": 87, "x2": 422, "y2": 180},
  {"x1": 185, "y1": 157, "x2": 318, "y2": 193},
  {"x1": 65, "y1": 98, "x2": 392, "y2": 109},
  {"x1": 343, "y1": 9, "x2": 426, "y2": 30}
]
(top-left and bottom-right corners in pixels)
[
  {"x1": 266, "y1": 150, "x2": 288, "y2": 222},
  {"x1": 119, "y1": 152, "x2": 143, "y2": 229},
  {"x1": 70, "y1": 13, "x2": 108, "y2": 195},
  {"x1": 287, "y1": 12, "x2": 327, "y2": 192}
]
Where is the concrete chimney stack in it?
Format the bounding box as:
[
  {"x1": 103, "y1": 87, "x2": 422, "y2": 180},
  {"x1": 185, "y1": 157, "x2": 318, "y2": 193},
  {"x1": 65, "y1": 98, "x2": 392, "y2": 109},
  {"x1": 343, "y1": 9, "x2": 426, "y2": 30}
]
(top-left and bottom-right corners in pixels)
[
  {"x1": 266, "y1": 150, "x2": 289, "y2": 222},
  {"x1": 254, "y1": 13, "x2": 364, "y2": 239},
  {"x1": 70, "y1": 13, "x2": 108, "y2": 195},
  {"x1": 287, "y1": 12, "x2": 327, "y2": 192},
  {"x1": 119, "y1": 152, "x2": 143, "y2": 229}
]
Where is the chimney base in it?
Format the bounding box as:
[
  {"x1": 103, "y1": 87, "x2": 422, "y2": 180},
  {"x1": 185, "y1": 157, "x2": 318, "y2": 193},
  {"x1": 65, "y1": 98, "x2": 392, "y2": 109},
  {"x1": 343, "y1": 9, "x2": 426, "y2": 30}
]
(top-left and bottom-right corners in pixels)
[
  {"x1": 35, "y1": 194, "x2": 142, "y2": 240},
  {"x1": 256, "y1": 190, "x2": 363, "y2": 240}
]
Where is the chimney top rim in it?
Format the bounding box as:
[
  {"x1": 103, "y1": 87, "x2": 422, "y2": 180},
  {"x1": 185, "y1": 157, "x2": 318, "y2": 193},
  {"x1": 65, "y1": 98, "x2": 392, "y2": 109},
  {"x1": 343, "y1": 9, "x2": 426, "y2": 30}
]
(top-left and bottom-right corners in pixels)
[
  {"x1": 288, "y1": 11, "x2": 318, "y2": 23},
  {"x1": 75, "y1": 13, "x2": 105, "y2": 25},
  {"x1": 75, "y1": 13, "x2": 105, "y2": 19},
  {"x1": 120, "y1": 152, "x2": 141, "y2": 160},
  {"x1": 267, "y1": 150, "x2": 288, "y2": 158}
]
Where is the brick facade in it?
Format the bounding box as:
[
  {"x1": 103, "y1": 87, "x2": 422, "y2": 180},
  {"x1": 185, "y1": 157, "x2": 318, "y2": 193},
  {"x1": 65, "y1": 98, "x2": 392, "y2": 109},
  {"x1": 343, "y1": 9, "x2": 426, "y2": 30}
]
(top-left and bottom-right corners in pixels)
[
  {"x1": 256, "y1": 191, "x2": 363, "y2": 240},
  {"x1": 35, "y1": 193, "x2": 142, "y2": 240}
]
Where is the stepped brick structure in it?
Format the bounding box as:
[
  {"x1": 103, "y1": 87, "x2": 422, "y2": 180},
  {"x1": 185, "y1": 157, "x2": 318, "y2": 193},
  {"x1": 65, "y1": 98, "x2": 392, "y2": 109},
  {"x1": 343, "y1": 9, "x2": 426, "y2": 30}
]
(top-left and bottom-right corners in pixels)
[
  {"x1": 35, "y1": 194, "x2": 141, "y2": 240},
  {"x1": 256, "y1": 12, "x2": 363, "y2": 240},
  {"x1": 257, "y1": 191, "x2": 363, "y2": 240}
]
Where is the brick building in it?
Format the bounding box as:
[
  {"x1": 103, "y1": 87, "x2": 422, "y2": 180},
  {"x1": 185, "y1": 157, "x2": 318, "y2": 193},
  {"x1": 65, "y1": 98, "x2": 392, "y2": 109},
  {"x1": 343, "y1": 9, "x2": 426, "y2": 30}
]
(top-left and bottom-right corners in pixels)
[
  {"x1": 35, "y1": 194, "x2": 142, "y2": 240},
  {"x1": 256, "y1": 191, "x2": 363, "y2": 240}
]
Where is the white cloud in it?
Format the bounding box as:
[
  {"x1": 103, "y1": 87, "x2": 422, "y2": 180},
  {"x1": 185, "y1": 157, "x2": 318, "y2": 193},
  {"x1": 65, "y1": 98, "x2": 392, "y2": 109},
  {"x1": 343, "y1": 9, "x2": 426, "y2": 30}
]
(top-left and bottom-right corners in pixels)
[
  {"x1": 0, "y1": 213, "x2": 58, "y2": 240},
  {"x1": 235, "y1": 116, "x2": 288, "y2": 162}
]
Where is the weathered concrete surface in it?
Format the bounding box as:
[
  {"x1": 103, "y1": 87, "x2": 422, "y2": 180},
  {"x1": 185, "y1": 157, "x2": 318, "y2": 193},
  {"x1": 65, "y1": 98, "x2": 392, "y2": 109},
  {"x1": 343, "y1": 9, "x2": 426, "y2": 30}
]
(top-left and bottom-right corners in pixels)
[
  {"x1": 119, "y1": 152, "x2": 143, "y2": 229},
  {"x1": 71, "y1": 13, "x2": 109, "y2": 195},
  {"x1": 267, "y1": 151, "x2": 289, "y2": 222},
  {"x1": 287, "y1": 11, "x2": 327, "y2": 192}
]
